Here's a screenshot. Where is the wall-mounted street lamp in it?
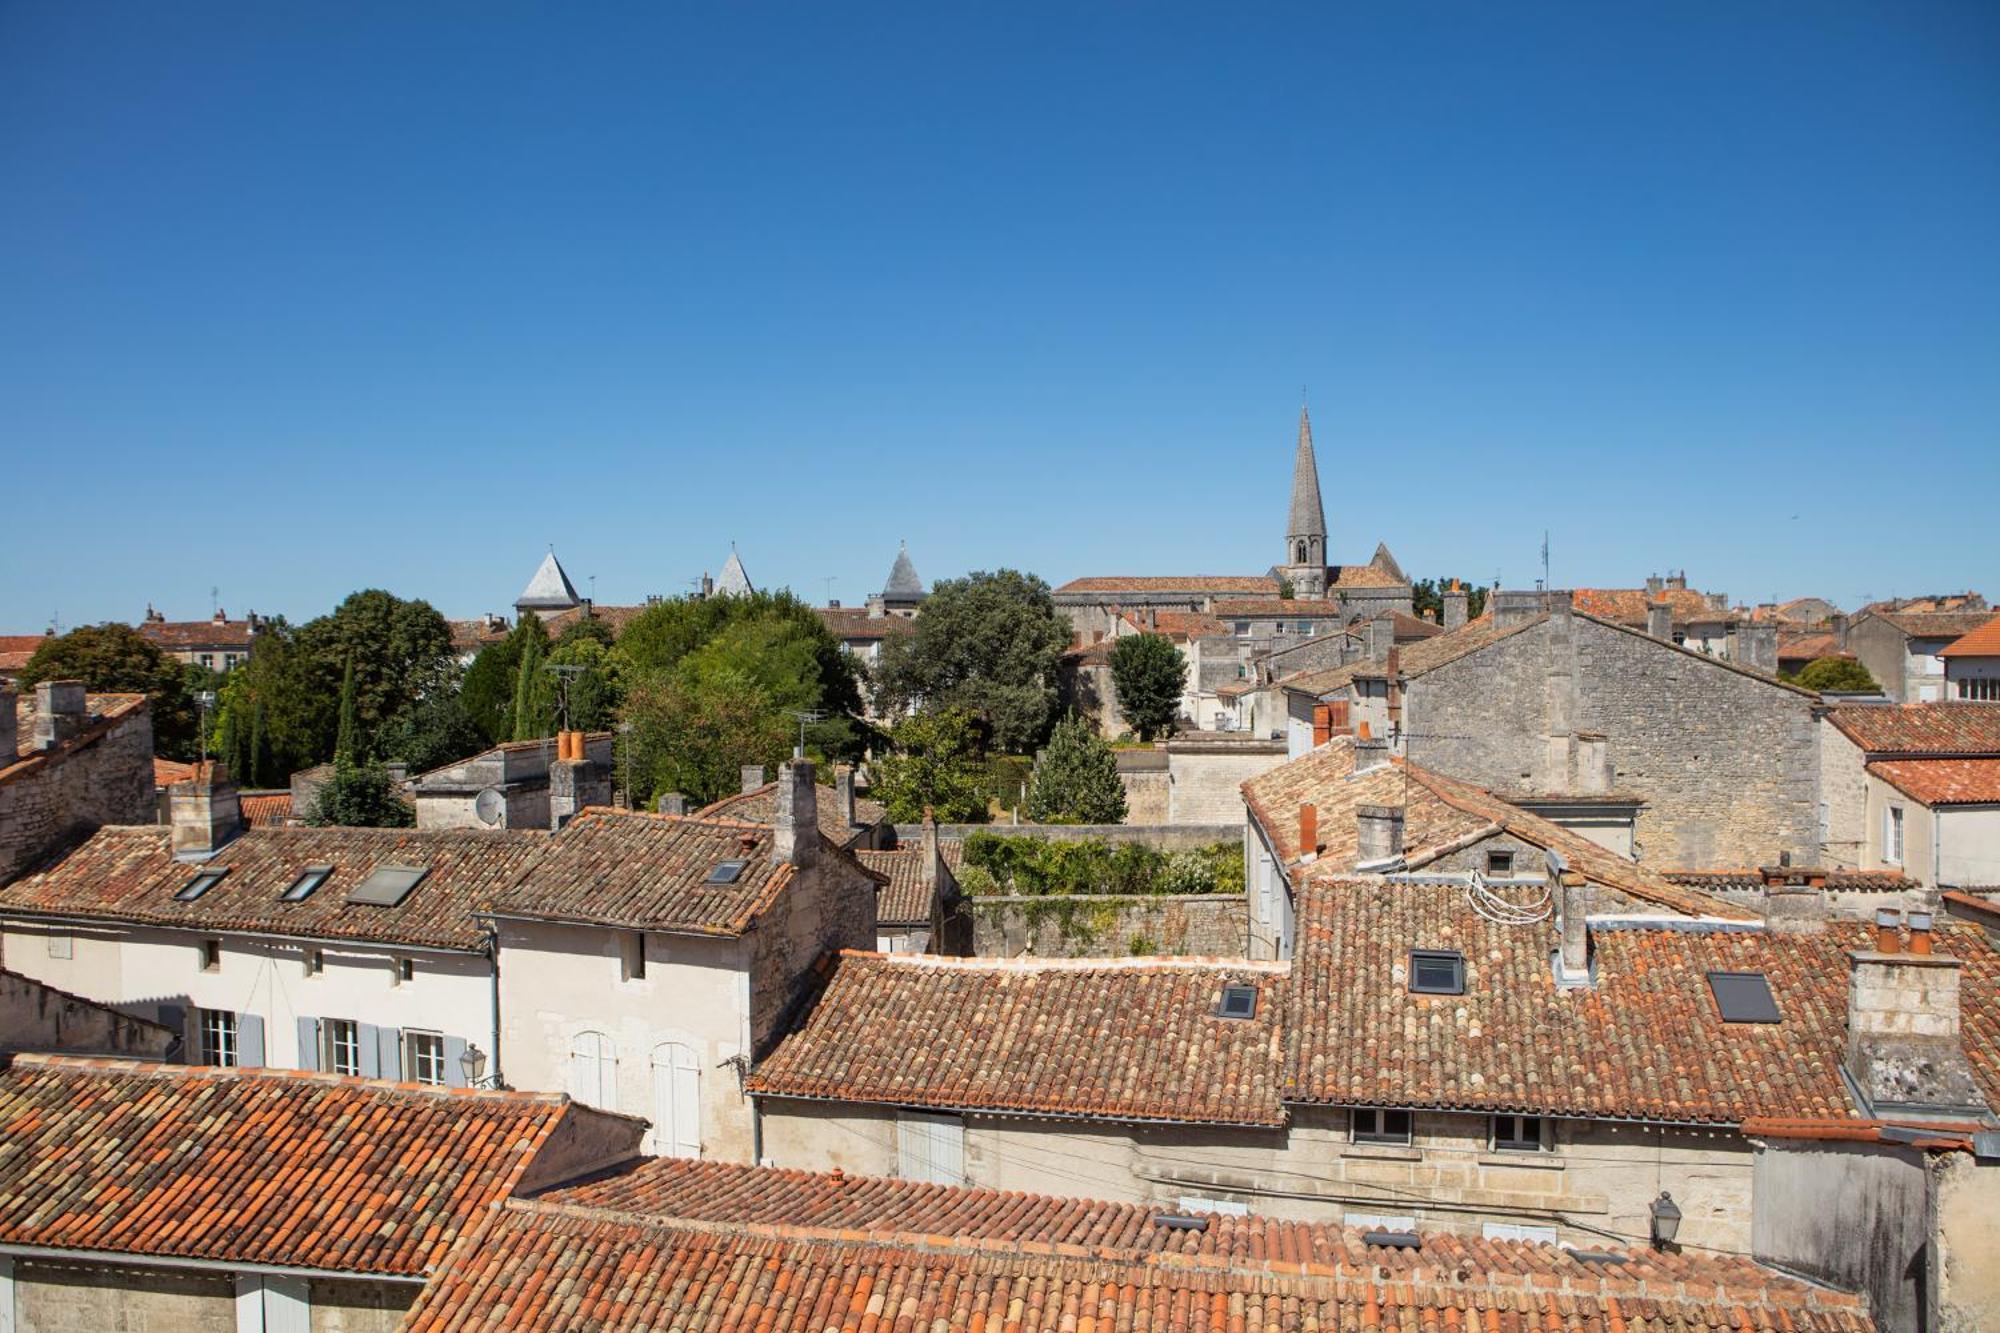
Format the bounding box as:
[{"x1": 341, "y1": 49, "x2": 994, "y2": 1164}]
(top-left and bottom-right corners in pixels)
[
  {"x1": 1649, "y1": 1191, "x2": 1682, "y2": 1249},
  {"x1": 459, "y1": 1042, "x2": 488, "y2": 1089}
]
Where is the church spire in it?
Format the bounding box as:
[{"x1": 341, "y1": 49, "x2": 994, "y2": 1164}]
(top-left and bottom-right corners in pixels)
[{"x1": 1286, "y1": 405, "x2": 1327, "y2": 566}]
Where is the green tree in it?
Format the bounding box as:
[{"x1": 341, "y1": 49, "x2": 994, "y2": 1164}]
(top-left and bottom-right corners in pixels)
[
  {"x1": 1796, "y1": 656, "x2": 1880, "y2": 693},
  {"x1": 1027, "y1": 714, "x2": 1127, "y2": 824},
  {"x1": 511, "y1": 632, "x2": 551, "y2": 742},
  {"x1": 1411, "y1": 578, "x2": 1489, "y2": 625},
  {"x1": 460, "y1": 613, "x2": 546, "y2": 743},
  {"x1": 209, "y1": 618, "x2": 324, "y2": 785},
  {"x1": 869, "y1": 708, "x2": 990, "y2": 823},
  {"x1": 377, "y1": 691, "x2": 488, "y2": 772},
  {"x1": 1107, "y1": 634, "x2": 1187, "y2": 742},
  {"x1": 333, "y1": 657, "x2": 361, "y2": 766},
  {"x1": 294, "y1": 590, "x2": 455, "y2": 758},
  {"x1": 306, "y1": 764, "x2": 415, "y2": 827},
  {"x1": 548, "y1": 619, "x2": 623, "y2": 732},
  {"x1": 18, "y1": 623, "x2": 200, "y2": 759},
  {"x1": 870, "y1": 570, "x2": 1071, "y2": 753}
]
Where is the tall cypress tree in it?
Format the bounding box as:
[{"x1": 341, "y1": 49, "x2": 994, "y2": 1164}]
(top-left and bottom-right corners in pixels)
[
  {"x1": 248, "y1": 698, "x2": 274, "y2": 787},
  {"x1": 334, "y1": 656, "x2": 362, "y2": 767},
  {"x1": 511, "y1": 634, "x2": 550, "y2": 742}
]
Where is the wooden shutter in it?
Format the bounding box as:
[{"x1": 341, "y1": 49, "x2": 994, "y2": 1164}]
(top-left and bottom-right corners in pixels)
[
  {"x1": 570, "y1": 1032, "x2": 614, "y2": 1108},
  {"x1": 376, "y1": 1027, "x2": 403, "y2": 1081},
  {"x1": 357, "y1": 1023, "x2": 383, "y2": 1078},
  {"x1": 897, "y1": 1112, "x2": 964, "y2": 1185},
  {"x1": 237, "y1": 1013, "x2": 266, "y2": 1068},
  {"x1": 443, "y1": 1035, "x2": 469, "y2": 1088},
  {"x1": 651, "y1": 1044, "x2": 700, "y2": 1158},
  {"x1": 295, "y1": 1017, "x2": 320, "y2": 1072}
]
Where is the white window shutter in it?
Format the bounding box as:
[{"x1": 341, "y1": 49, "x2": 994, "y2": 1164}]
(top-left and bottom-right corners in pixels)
[
  {"x1": 261, "y1": 1277, "x2": 310, "y2": 1333},
  {"x1": 356, "y1": 1024, "x2": 382, "y2": 1078},
  {"x1": 237, "y1": 1014, "x2": 266, "y2": 1068},
  {"x1": 295, "y1": 1017, "x2": 320, "y2": 1072},
  {"x1": 376, "y1": 1027, "x2": 402, "y2": 1081},
  {"x1": 443, "y1": 1035, "x2": 469, "y2": 1088}
]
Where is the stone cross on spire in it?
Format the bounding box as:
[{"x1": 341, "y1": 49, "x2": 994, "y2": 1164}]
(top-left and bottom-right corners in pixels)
[{"x1": 1285, "y1": 405, "x2": 1327, "y2": 571}]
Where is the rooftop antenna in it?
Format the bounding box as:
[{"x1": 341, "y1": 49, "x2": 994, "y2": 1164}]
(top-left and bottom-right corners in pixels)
[
  {"x1": 822, "y1": 576, "x2": 837, "y2": 605},
  {"x1": 1540, "y1": 533, "x2": 1551, "y2": 604},
  {"x1": 210, "y1": 585, "x2": 219, "y2": 617},
  {"x1": 589, "y1": 575, "x2": 597, "y2": 602},
  {"x1": 545, "y1": 663, "x2": 585, "y2": 732},
  {"x1": 791, "y1": 708, "x2": 827, "y2": 760}
]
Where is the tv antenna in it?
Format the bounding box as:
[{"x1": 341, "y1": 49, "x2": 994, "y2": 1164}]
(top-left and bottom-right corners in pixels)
[
  {"x1": 822, "y1": 576, "x2": 837, "y2": 605},
  {"x1": 790, "y1": 708, "x2": 827, "y2": 759},
  {"x1": 545, "y1": 663, "x2": 586, "y2": 732}
]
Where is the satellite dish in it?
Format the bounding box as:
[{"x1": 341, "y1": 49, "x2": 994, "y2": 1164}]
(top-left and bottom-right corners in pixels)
[{"x1": 474, "y1": 788, "x2": 506, "y2": 827}]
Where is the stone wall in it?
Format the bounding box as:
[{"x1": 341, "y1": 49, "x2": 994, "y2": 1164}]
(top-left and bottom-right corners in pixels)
[
  {"x1": 9, "y1": 1259, "x2": 237, "y2": 1333},
  {"x1": 1819, "y1": 721, "x2": 1869, "y2": 869},
  {"x1": 1116, "y1": 751, "x2": 1169, "y2": 823},
  {"x1": 969, "y1": 893, "x2": 1247, "y2": 958},
  {"x1": 1403, "y1": 615, "x2": 1820, "y2": 868},
  {"x1": 0, "y1": 700, "x2": 153, "y2": 889},
  {"x1": 0, "y1": 968, "x2": 175, "y2": 1057},
  {"x1": 1166, "y1": 740, "x2": 1287, "y2": 824},
  {"x1": 1751, "y1": 1137, "x2": 1930, "y2": 1333},
  {"x1": 898, "y1": 823, "x2": 1243, "y2": 849},
  {"x1": 1936, "y1": 1152, "x2": 2000, "y2": 1332}
]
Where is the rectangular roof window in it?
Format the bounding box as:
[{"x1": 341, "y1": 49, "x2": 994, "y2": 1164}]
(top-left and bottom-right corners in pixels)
[
  {"x1": 706, "y1": 859, "x2": 749, "y2": 885},
  {"x1": 281, "y1": 865, "x2": 334, "y2": 903},
  {"x1": 176, "y1": 868, "x2": 229, "y2": 901},
  {"x1": 1707, "y1": 971, "x2": 1781, "y2": 1023},
  {"x1": 346, "y1": 865, "x2": 429, "y2": 907},
  {"x1": 1409, "y1": 949, "x2": 1465, "y2": 996},
  {"x1": 1215, "y1": 983, "x2": 1259, "y2": 1020}
]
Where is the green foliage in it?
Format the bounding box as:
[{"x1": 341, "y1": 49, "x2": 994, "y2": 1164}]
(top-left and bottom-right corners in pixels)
[
  {"x1": 333, "y1": 658, "x2": 361, "y2": 767},
  {"x1": 294, "y1": 591, "x2": 456, "y2": 758},
  {"x1": 20, "y1": 623, "x2": 201, "y2": 760},
  {"x1": 1796, "y1": 655, "x2": 1880, "y2": 693},
  {"x1": 959, "y1": 834, "x2": 1241, "y2": 896},
  {"x1": 1127, "y1": 934, "x2": 1157, "y2": 955},
  {"x1": 1411, "y1": 578, "x2": 1488, "y2": 625},
  {"x1": 305, "y1": 763, "x2": 415, "y2": 828},
  {"x1": 211, "y1": 618, "x2": 323, "y2": 785},
  {"x1": 511, "y1": 633, "x2": 551, "y2": 742},
  {"x1": 1107, "y1": 633, "x2": 1187, "y2": 742},
  {"x1": 1275, "y1": 576, "x2": 1295, "y2": 600},
  {"x1": 1026, "y1": 714, "x2": 1126, "y2": 824},
  {"x1": 548, "y1": 623, "x2": 623, "y2": 731},
  {"x1": 869, "y1": 708, "x2": 990, "y2": 823},
  {"x1": 461, "y1": 613, "x2": 546, "y2": 743},
  {"x1": 376, "y1": 691, "x2": 487, "y2": 772},
  {"x1": 869, "y1": 570, "x2": 1071, "y2": 753}
]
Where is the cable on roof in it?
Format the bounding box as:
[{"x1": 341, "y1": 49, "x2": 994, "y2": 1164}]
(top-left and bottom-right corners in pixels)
[{"x1": 1463, "y1": 870, "x2": 1552, "y2": 926}]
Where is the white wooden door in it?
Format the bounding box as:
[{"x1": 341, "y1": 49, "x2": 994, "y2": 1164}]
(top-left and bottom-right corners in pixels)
[
  {"x1": 650, "y1": 1042, "x2": 700, "y2": 1158},
  {"x1": 568, "y1": 1030, "x2": 616, "y2": 1109}
]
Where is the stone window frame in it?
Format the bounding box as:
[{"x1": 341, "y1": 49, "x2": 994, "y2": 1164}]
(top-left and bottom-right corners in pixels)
[
  {"x1": 1490, "y1": 1113, "x2": 1548, "y2": 1153},
  {"x1": 1351, "y1": 1107, "x2": 1413, "y2": 1146}
]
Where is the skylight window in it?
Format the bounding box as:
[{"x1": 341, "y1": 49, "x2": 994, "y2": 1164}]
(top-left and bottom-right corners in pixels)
[
  {"x1": 706, "y1": 859, "x2": 748, "y2": 885},
  {"x1": 281, "y1": 865, "x2": 334, "y2": 903},
  {"x1": 1409, "y1": 950, "x2": 1465, "y2": 996},
  {"x1": 176, "y1": 868, "x2": 228, "y2": 901},
  {"x1": 1215, "y1": 984, "x2": 1259, "y2": 1020},
  {"x1": 1707, "y1": 971, "x2": 1781, "y2": 1024},
  {"x1": 346, "y1": 865, "x2": 429, "y2": 907}
]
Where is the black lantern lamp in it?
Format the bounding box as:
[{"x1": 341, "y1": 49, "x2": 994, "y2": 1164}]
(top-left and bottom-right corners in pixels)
[
  {"x1": 1649, "y1": 1191, "x2": 1682, "y2": 1248},
  {"x1": 459, "y1": 1043, "x2": 488, "y2": 1089}
]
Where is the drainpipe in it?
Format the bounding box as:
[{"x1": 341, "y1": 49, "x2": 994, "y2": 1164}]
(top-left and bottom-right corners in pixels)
[{"x1": 479, "y1": 917, "x2": 504, "y2": 1089}]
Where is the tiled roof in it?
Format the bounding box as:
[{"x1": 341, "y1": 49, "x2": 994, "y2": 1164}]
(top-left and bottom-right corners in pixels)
[
  {"x1": 1829, "y1": 703, "x2": 2000, "y2": 756},
  {"x1": 1867, "y1": 609, "x2": 1994, "y2": 639},
  {"x1": 816, "y1": 606, "x2": 917, "y2": 641},
  {"x1": 0, "y1": 1056, "x2": 583, "y2": 1276},
  {"x1": 152, "y1": 757, "x2": 198, "y2": 788},
  {"x1": 404, "y1": 1194, "x2": 1871, "y2": 1332},
  {"x1": 1868, "y1": 758, "x2": 2000, "y2": 807},
  {"x1": 1277, "y1": 612, "x2": 1541, "y2": 697},
  {"x1": 0, "y1": 635, "x2": 47, "y2": 670},
  {"x1": 486, "y1": 809, "x2": 813, "y2": 936},
  {"x1": 239, "y1": 790, "x2": 293, "y2": 827},
  {"x1": 1570, "y1": 588, "x2": 1734, "y2": 625},
  {"x1": 855, "y1": 847, "x2": 946, "y2": 924},
  {"x1": 1328, "y1": 563, "x2": 1409, "y2": 589},
  {"x1": 1285, "y1": 878, "x2": 2000, "y2": 1122},
  {"x1": 1121, "y1": 610, "x2": 1231, "y2": 639},
  {"x1": 1778, "y1": 630, "x2": 1847, "y2": 663},
  {"x1": 136, "y1": 618, "x2": 257, "y2": 650},
  {"x1": 1939, "y1": 611, "x2": 2000, "y2": 658},
  {"x1": 1662, "y1": 869, "x2": 1918, "y2": 895},
  {"x1": 3, "y1": 693, "x2": 150, "y2": 784},
  {"x1": 749, "y1": 953, "x2": 1289, "y2": 1126},
  {"x1": 697, "y1": 780, "x2": 886, "y2": 844},
  {"x1": 0, "y1": 823, "x2": 545, "y2": 950},
  {"x1": 1055, "y1": 575, "x2": 1279, "y2": 596},
  {"x1": 1384, "y1": 609, "x2": 1445, "y2": 638},
  {"x1": 1210, "y1": 599, "x2": 1349, "y2": 618},
  {"x1": 447, "y1": 617, "x2": 510, "y2": 654},
  {"x1": 1241, "y1": 740, "x2": 1749, "y2": 920},
  {"x1": 538, "y1": 603, "x2": 652, "y2": 638}
]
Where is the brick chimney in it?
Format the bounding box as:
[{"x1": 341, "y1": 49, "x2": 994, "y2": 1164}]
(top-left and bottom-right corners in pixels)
[
  {"x1": 1759, "y1": 865, "x2": 1828, "y2": 934},
  {"x1": 1355, "y1": 804, "x2": 1404, "y2": 868},
  {"x1": 171, "y1": 761, "x2": 242, "y2": 859},
  {"x1": 741, "y1": 764, "x2": 767, "y2": 794},
  {"x1": 1443, "y1": 581, "x2": 1468, "y2": 631},
  {"x1": 1297, "y1": 803, "x2": 1318, "y2": 862},
  {"x1": 1844, "y1": 909, "x2": 1991, "y2": 1118},
  {"x1": 773, "y1": 759, "x2": 818, "y2": 867},
  {"x1": 32, "y1": 680, "x2": 88, "y2": 751},
  {"x1": 835, "y1": 763, "x2": 858, "y2": 831},
  {"x1": 656, "y1": 791, "x2": 688, "y2": 816},
  {"x1": 0, "y1": 687, "x2": 17, "y2": 762},
  {"x1": 1646, "y1": 599, "x2": 1673, "y2": 642},
  {"x1": 1555, "y1": 872, "x2": 1592, "y2": 987}
]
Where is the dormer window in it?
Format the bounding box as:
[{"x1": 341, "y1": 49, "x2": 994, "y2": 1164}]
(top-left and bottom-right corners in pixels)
[
  {"x1": 177, "y1": 868, "x2": 228, "y2": 901},
  {"x1": 1409, "y1": 950, "x2": 1465, "y2": 996},
  {"x1": 706, "y1": 859, "x2": 748, "y2": 885},
  {"x1": 1214, "y1": 984, "x2": 1258, "y2": 1020},
  {"x1": 281, "y1": 865, "x2": 334, "y2": 902}
]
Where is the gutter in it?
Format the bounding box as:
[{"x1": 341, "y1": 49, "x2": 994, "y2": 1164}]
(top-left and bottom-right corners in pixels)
[
  {"x1": 747, "y1": 1088, "x2": 1286, "y2": 1132},
  {"x1": 0, "y1": 1242, "x2": 427, "y2": 1285},
  {"x1": 0, "y1": 912, "x2": 481, "y2": 956}
]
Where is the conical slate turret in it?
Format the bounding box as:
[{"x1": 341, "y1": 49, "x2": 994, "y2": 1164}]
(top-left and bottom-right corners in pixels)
[{"x1": 516, "y1": 550, "x2": 582, "y2": 613}]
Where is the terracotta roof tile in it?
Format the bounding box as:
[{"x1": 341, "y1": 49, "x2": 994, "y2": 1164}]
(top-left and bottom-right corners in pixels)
[
  {"x1": 0, "y1": 635, "x2": 47, "y2": 671},
  {"x1": 1210, "y1": 599, "x2": 1351, "y2": 618},
  {"x1": 1055, "y1": 575, "x2": 1279, "y2": 595},
  {"x1": 1868, "y1": 609, "x2": 1994, "y2": 638},
  {"x1": 1939, "y1": 612, "x2": 2000, "y2": 658},
  {"x1": 1571, "y1": 588, "x2": 1735, "y2": 625},
  {"x1": 1663, "y1": 868, "x2": 1918, "y2": 894},
  {"x1": 1867, "y1": 758, "x2": 2000, "y2": 806},
  {"x1": 537, "y1": 603, "x2": 654, "y2": 637},
  {"x1": 0, "y1": 1056, "x2": 582, "y2": 1276},
  {"x1": 817, "y1": 606, "x2": 919, "y2": 641},
  {"x1": 1278, "y1": 613, "x2": 1541, "y2": 697},
  {"x1": 136, "y1": 618, "x2": 257, "y2": 650},
  {"x1": 697, "y1": 780, "x2": 885, "y2": 844},
  {"x1": 1328, "y1": 563, "x2": 1410, "y2": 589},
  {"x1": 1285, "y1": 878, "x2": 2000, "y2": 1122},
  {"x1": 1829, "y1": 703, "x2": 2000, "y2": 755},
  {"x1": 153, "y1": 757, "x2": 198, "y2": 788},
  {"x1": 7, "y1": 692, "x2": 148, "y2": 775},
  {"x1": 855, "y1": 847, "x2": 949, "y2": 924},
  {"x1": 749, "y1": 953, "x2": 1289, "y2": 1126},
  {"x1": 239, "y1": 791, "x2": 293, "y2": 827},
  {"x1": 0, "y1": 823, "x2": 544, "y2": 950}
]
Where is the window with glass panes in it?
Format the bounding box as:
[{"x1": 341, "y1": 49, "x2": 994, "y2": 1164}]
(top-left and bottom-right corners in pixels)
[
  {"x1": 199, "y1": 1009, "x2": 238, "y2": 1067},
  {"x1": 1351, "y1": 1107, "x2": 1413, "y2": 1145},
  {"x1": 1491, "y1": 1113, "x2": 1546, "y2": 1151},
  {"x1": 322, "y1": 1019, "x2": 360, "y2": 1076},
  {"x1": 404, "y1": 1031, "x2": 445, "y2": 1086}
]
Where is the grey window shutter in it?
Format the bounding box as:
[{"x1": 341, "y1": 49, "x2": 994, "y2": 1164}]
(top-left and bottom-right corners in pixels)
[
  {"x1": 295, "y1": 1018, "x2": 321, "y2": 1072},
  {"x1": 237, "y1": 1013, "x2": 266, "y2": 1068},
  {"x1": 357, "y1": 1023, "x2": 382, "y2": 1078},
  {"x1": 377, "y1": 1026, "x2": 403, "y2": 1081},
  {"x1": 443, "y1": 1036, "x2": 469, "y2": 1088},
  {"x1": 158, "y1": 1004, "x2": 187, "y2": 1062}
]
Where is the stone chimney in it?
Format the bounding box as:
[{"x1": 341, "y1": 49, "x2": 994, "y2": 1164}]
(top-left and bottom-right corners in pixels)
[
  {"x1": 1646, "y1": 599, "x2": 1673, "y2": 642},
  {"x1": 549, "y1": 731, "x2": 610, "y2": 831},
  {"x1": 1668, "y1": 571, "x2": 1688, "y2": 591},
  {"x1": 1491, "y1": 590, "x2": 1546, "y2": 629},
  {"x1": 32, "y1": 680, "x2": 88, "y2": 751},
  {"x1": 1843, "y1": 910, "x2": 1990, "y2": 1118},
  {"x1": 1831, "y1": 612, "x2": 1850, "y2": 650},
  {"x1": 1364, "y1": 615, "x2": 1395, "y2": 661},
  {"x1": 773, "y1": 759, "x2": 818, "y2": 867},
  {"x1": 1739, "y1": 622, "x2": 1779, "y2": 674},
  {"x1": 170, "y1": 761, "x2": 242, "y2": 859},
  {"x1": 1758, "y1": 864, "x2": 1828, "y2": 933},
  {"x1": 1355, "y1": 804, "x2": 1405, "y2": 867},
  {"x1": 0, "y1": 687, "x2": 17, "y2": 762},
  {"x1": 922, "y1": 806, "x2": 942, "y2": 889},
  {"x1": 866, "y1": 593, "x2": 886, "y2": 619},
  {"x1": 1706, "y1": 590, "x2": 1728, "y2": 612},
  {"x1": 741, "y1": 764, "x2": 767, "y2": 794},
  {"x1": 1645, "y1": 575, "x2": 1664, "y2": 597},
  {"x1": 1555, "y1": 872, "x2": 1592, "y2": 987},
  {"x1": 1355, "y1": 734, "x2": 1390, "y2": 772},
  {"x1": 835, "y1": 764, "x2": 858, "y2": 830},
  {"x1": 656, "y1": 791, "x2": 688, "y2": 816},
  {"x1": 1443, "y1": 581, "x2": 1468, "y2": 631}
]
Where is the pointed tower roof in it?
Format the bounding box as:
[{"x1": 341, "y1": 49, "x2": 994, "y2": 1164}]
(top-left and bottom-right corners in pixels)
[
  {"x1": 1287, "y1": 406, "x2": 1327, "y2": 540},
  {"x1": 882, "y1": 543, "x2": 924, "y2": 600},
  {"x1": 516, "y1": 550, "x2": 582, "y2": 612},
  {"x1": 715, "y1": 549, "x2": 755, "y2": 597},
  {"x1": 1369, "y1": 542, "x2": 1407, "y2": 582}
]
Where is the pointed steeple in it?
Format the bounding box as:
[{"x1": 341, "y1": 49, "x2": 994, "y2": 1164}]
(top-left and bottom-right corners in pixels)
[
  {"x1": 882, "y1": 542, "x2": 924, "y2": 601},
  {"x1": 1287, "y1": 406, "x2": 1327, "y2": 542},
  {"x1": 714, "y1": 548, "x2": 755, "y2": 597},
  {"x1": 515, "y1": 549, "x2": 582, "y2": 614}
]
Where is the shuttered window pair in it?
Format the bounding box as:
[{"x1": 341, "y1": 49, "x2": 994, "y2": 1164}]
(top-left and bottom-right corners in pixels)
[{"x1": 295, "y1": 1017, "x2": 467, "y2": 1086}]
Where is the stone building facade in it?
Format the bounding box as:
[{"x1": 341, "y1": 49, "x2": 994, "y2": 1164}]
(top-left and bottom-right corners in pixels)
[
  {"x1": 1848, "y1": 608, "x2": 1993, "y2": 703},
  {"x1": 0, "y1": 684, "x2": 154, "y2": 889}
]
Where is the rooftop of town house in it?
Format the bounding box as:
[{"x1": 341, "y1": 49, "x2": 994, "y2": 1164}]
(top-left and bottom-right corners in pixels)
[
  {"x1": 854, "y1": 841, "x2": 961, "y2": 925},
  {"x1": 1828, "y1": 703, "x2": 2000, "y2": 756},
  {"x1": 1866, "y1": 757, "x2": 2000, "y2": 807},
  {"x1": 1860, "y1": 608, "x2": 1995, "y2": 639},
  {"x1": 747, "y1": 952, "x2": 1290, "y2": 1127},
  {"x1": 696, "y1": 778, "x2": 886, "y2": 843},
  {"x1": 1939, "y1": 611, "x2": 2000, "y2": 658}
]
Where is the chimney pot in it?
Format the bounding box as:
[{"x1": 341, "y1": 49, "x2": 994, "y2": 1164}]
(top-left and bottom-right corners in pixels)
[
  {"x1": 1557, "y1": 875, "x2": 1591, "y2": 985},
  {"x1": 32, "y1": 680, "x2": 88, "y2": 751},
  {"x1": 741, "y1": 764, "x2": 767, "y2": 794},
  {"x1": 1875, "y1": 908, "x2": 1903, "y2": 954},
  {"x1": 1297, "y1": 803, "x2": 1318, "y2": 860},
  {"x1": 835, "y1": 764, "x2": 858, "y2": 830},
  {"x1": 657, "y1": 792, "x2": 688, "y2": 817},
  {"x1": 1908, "y1": 910, "x2": 1934, "y2": 955}
]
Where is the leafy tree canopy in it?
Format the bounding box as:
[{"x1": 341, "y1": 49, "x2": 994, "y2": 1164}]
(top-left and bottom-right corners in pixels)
[
  {"x1": 870, "y1": 570, "x2": 1071, "y2": 753},
  {"x1": 305, "y1": 763, "x2": 415, "y2": 828},
  {"x1": 868, "y1": 707, "x2": 990, "y2": 823},
  {"x1": 294, "y1": 590, "x2": 456, "y2": 758},
  {"x1": 1411, "y1": 578, "x2": 1488, "y2": 625},
  {"x1": 211, "y1": 618, "x2": 325, "y2": 785},
  {"x1": 1027, "y1": 713, "x2": 1127, "y2": 824},
  {"x1": 460, "y1": 613, "x2": 546, "y2": 744},
  {"x1": 376, "y1": 690, "x2": 488, "y2": 773},
  {"x1": 1796, "y1": 655, "x2": 1880, "y2": 693},
  {"x1": 1107, "y1": 633, "x2": 1187, "y2": 742},
  {"x1": 19, "y1": 623, "x2": 200, "y2": 760}
]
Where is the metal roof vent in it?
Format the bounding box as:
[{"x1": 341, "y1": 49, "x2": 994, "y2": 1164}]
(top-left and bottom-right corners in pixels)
[
  {"x1": 1362, "y1": 1229, "x2": 1422, "y2": 1250},
  {"x1": 1568, "y1": 1248, "x2": 1630, "y2": 1265},
  {"x1": 1150, "y1": 1214, "x2": 1210, "y2": 1232}
]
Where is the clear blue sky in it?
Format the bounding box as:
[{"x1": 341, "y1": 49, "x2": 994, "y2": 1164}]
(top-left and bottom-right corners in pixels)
[{"x1": 4, "y1": 3, "x2": 1996, "y2": 628}]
